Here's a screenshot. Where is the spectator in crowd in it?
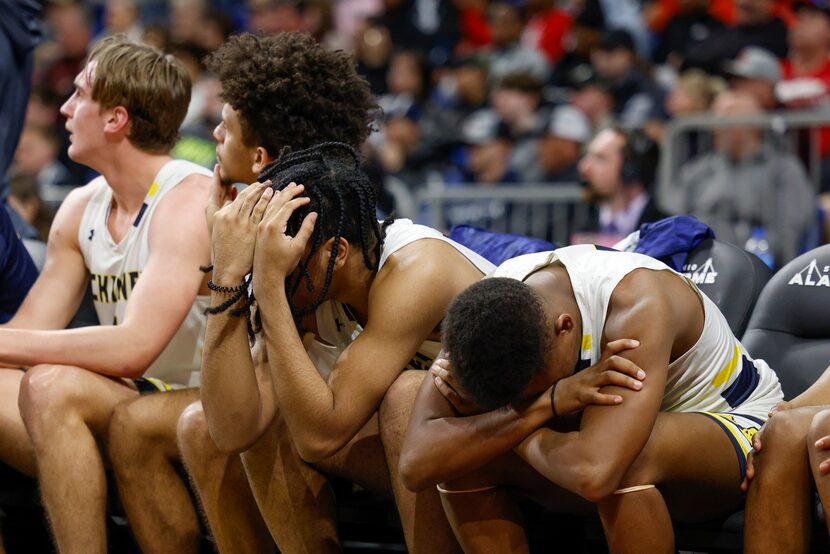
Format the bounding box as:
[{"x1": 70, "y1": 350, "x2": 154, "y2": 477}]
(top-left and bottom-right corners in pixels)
[
  {"x1": 666, "y1": 68, "x2": 727, "y2": 118},
  {"x1": 12, "y1": 124, "x2": 73, "y2": 192},
  {"x1": 574, "y1": 127, "x2": 668, "y2": 245},
  {"x1": 41, "y1": 1, "x2": 91, "y2": 103},
  {"x1": 570, "y1": 71, "x2": 616, "y2": 133},
  {"x1": 676, "y1": 90, "x2": 816, "y2": 267},
  {"x1": 485, "y1": 1, "x2": 550, "y2": 83},
  {"x1": 725, "y1": 46, "x2": 781, "y2": 110},
  {"x1": 535, "y1": 104, "x2": 592, "y2": 183},
  {"x1": 408, "y1": 53, "x2": 490, "y2": 173},
  {"x1": 332, "y1": 0, "x2": 383, "y2": 51},
  {"x1": 355, "y1": 17, "x2": 393, "y2": 96},
  {"x1": 778, "y1": 1, "x2": 830, "y2": 108},
  {"x1": 686, "y1": 0, "x2": 789, "y2": 72},
  {"x1": 169, "y1": 0, "x2": 207, "y2": 42},
  {"x1": 246, "y1": 0, "x2": 303, "y2": 34},
  {"x1": 99, "y1": 0, "x2": 143, "y2": 43},
  {"x1": 445, "y1": 109, "x2": 514, "y2": 185},
  {"x1": 591, "y1": 29, "x2": 666, "y2": 128},
  {"x1": 8, "y1": 172, "x2": 52, "y2": 242},
  {"x1": 490, "y1": 72, "x2": 549, "y2": 183},
  {"x1": 549, "y1": 0, "x2": 605, "y2": 88},
  {"x1": 652, "y1": 0, "x2": 726, "y2": 70},
  {"x1": 453, "y1": 0, "x2": 491, "y2": 54},
  {"x1": 521, "y1": 0, "x2": 572, "y2": 64}
]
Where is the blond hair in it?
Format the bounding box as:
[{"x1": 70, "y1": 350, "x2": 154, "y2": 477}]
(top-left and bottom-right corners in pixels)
[{"x1": 87, "y1": 35, "x2": 191, "y2": 152}]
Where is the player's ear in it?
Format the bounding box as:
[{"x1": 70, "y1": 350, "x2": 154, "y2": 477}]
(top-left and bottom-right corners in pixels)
[
  {"x1": 554, "y1": 313, "x2": 574, "y2": 336},
  {"x1": 323, "y1": 237, "x2": 350, "y2": 270}
]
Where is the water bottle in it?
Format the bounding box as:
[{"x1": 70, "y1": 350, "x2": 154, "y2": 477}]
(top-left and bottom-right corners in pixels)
[{"x1": 745, "y1": 226, "x2": 775, "y2": 269}]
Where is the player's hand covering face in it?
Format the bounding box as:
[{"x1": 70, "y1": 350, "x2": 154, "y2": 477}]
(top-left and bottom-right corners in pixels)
[
  {"x1": 254, "y1": 182, "x2": 317, "y2": 281},
  {"x1": 210, "y1": 174, "x2": 273, "y2": 281},
  {"x1": 431, "y1": 357, "x2": 484, "y2": 416}
]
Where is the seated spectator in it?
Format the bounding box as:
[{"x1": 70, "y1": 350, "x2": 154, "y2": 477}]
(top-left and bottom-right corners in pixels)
[
  {"x1": 355, "y1": 17, "x2": 393, "y2": 96},
  {"x1": 489, "y1": 72, "x2": 549, "y2": 183},
  {"x1": 677, "y1": 90, "x2": 816, "y2": 267},
  {"x1": 8, "y1": 173, "x2": 52, "y2": 242},
  {"x1": 410, "y1": 54, "x2": 490, "y2": 168},
  {"x1": 485, "y1": 1, "x2": 550, "y2": 83},
  {"x1": 573, "y1": 127, "x2": 668, "y2": 246},
  {"x1": 778, "y1": 0, "x2": 830, "y2": 109},
  {"x1": 591, "y1": 29, "x2": 666, "y2": 128},
  {"x1": 11, "y1": 124, "x2": 74, "y2": 192},
  {"x1": 652, "y1": 0, "x2": 727, "y2": 70},
  {"x1": 98, "y1": 0, "x2": 143, "y2": 43},
  {"x1": 535, "y1": 104, "x2": 591, "y2": 183},
  {"x1": 686, "y1": 0, "x2": 789, "y2": 73},
  {"x1": 725, "y1": 46, "x2": 781, "y2": 110},
  {"x1": 246, "y1": 0, "x2": 302, "y2": 34},
  {"x1": 444, "y1": 109, "x2": 514, "y2": 185},
  {"x1": 666, "y1": 69, "x2": 727, "y2": 118},
  {"x1": 548, "y1": 0, "x2": 605, "y2": 88},
  {"x1": 570, "y1": 70, "x2": 616, "y2": 133}
]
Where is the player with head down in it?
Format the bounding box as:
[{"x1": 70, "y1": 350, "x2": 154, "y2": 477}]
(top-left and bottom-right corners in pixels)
[{"x1": 399, "y1": 245, "x2": 783, "y2": 552}]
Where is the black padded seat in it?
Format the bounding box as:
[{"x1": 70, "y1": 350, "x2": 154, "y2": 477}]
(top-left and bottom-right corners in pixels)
[
  {"x1": 742, "y1": 244, "x2": 830, "y2": 399},
  {"x1": 682, "y1": 239, "x2": 773, "y2": 338}
]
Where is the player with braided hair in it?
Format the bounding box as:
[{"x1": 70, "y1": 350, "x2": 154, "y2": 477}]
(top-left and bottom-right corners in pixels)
[{"x1": 200, "y1": 139, "x2": 494, "y2": 553}]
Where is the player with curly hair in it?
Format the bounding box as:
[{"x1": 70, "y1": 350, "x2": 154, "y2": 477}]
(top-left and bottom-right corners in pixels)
[{"x1": 99, "y1": 32, "x2": 382, "y2": 553}]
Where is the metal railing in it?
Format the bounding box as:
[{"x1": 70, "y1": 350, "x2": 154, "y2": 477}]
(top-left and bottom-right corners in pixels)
[{"x1": 658, "y1": 109, "x2": 830, "y2": 214}]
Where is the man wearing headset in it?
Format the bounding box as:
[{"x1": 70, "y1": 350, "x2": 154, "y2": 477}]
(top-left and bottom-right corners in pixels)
[{"x1": 574, "y1": 127, "x2": 668, "y2": 245}]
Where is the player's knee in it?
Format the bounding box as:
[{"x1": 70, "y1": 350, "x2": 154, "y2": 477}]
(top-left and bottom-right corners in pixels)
[
  {"x1": 379, "y1": 370, "x2": 424, "y2": 429},
  {"x1": 19, "y1": 365, "x2": 85, "y2": 432},
  {"x1": 807, "y1": 409, "x2": 830, "y2": 447},
  {"x1": 763, "y1": 410, "x2": 813, "y2": 453},
  {"x1": 108, "y1": 398, "x2": 151, "y2": 459},
  {"x1": 177, "y1": 401, "x2": 212, "y2": 461}
]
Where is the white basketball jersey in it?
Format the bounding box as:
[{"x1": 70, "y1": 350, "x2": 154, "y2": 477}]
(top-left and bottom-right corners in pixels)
[
  {"x1": 308, "y1": 219, "x2": 495, "y2": 379},
  {"x1": 77, "y1": 160, "x2": 211, "y2": 386},
  {"x1": 493, "y1": 245, "x2": 783, "y2": 418}
]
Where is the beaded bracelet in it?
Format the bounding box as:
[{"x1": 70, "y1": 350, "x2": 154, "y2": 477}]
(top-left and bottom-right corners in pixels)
[{"x1": 207, "y1": 279, "x2": 247, "y2": 294}]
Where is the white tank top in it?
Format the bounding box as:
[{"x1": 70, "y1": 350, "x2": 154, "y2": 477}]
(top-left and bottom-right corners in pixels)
[
  {"x1": 307, "y1": 219, "x2": 495, "y2": 379},
  {"x1": 77, "y1": 160, "x2": 212, "y2": 386},
  {"x1": 493, "y1": 245, "x2": 783, "y2": 416}
]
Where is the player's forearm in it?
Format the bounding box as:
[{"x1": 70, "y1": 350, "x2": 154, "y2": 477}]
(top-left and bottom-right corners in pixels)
[
  {"x1": 515, "y1": 427, "x2": 635, "y2": 502},
  {"x1": 257, "y1": 284, "x2": 347, "y2": 462},
  {"x1": 200, "y1": 303, "x2": 268, "y2": 453},
  {"x1": 400, "y1": 402, "x2": 552, "y2": 492},
  {"x1": 0, "y1": 326, "x2": 158, "y2": 376}
]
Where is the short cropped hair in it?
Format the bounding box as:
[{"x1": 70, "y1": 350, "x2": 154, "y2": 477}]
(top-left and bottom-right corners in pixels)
[
  {"x1": 206, "y1": 32, "x2": 376, "y2": 154},
  {"x1": 443, "y1": 278, "x2": 550, "y2": 410},
  {"x1": 87, "y1": 35, "x2": 191, "y2": 153}
]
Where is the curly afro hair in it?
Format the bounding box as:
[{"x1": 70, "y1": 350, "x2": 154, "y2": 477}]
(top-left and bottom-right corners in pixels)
[
  {"x1": 206, "y1": 32, "x2": 376, "y2": 154},
  {"x1": 443, "y1": 278, "x2": 550, "y2": 410}
]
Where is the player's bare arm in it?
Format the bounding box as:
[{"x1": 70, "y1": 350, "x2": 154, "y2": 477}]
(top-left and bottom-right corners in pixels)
[
  {"x1": 513, "y1": 269, "x2": 692, "y2": 500},
  {"x1": 400, "y1": 337, "x2": 645, "y2": 491},
  {"x1": 0, "y1": 174, "x2": 211, "y2": 376},
  {"x1": 253, "y1": 185, "x2": 485, "y2": 463}
]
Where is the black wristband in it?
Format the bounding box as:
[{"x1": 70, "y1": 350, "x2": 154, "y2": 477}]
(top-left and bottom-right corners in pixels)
[{"x1": 550, "y1": 381, "x2": 560, "y2": 418}]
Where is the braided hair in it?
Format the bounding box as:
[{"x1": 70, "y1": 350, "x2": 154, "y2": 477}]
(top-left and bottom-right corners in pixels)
[{"x1": 257, "y1": 141, "x2": 388, "y2": 321}]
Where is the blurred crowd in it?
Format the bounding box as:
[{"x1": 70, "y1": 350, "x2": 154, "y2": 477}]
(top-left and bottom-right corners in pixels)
[{"x1": 8, "y1": 0, "x2": 830, "y2": 268}]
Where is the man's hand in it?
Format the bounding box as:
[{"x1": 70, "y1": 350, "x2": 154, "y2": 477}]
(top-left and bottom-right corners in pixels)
[
  {"x1": 254, "y1": 183, "x2": 316, "y2": 281},
  {"x1": 206, "y1": 165, "x2": 237, "y2": 236},
  {"x1": 552, "y1": 339, "x2": 644, "y2": 417},
  {"x1": 741, "y1": 423, "x2": 768, "y2": 491},
  {"x1": 430, "y1": 357, "x2": 483, "y2": 416},
  {"x1": 814, "y1": 432, "x2": 830, "y2": 475},
  {"x1": 211, "y1": 179, "x2": 273, "y2": 283}
]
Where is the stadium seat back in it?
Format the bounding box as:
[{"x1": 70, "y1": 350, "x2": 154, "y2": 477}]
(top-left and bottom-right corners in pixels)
[
  {"x1": 683, "y1": 239, "x2": 773, "y2": 337},
  {"x1": 742, "y1": 244, "x2": 830, "y2": 399}
]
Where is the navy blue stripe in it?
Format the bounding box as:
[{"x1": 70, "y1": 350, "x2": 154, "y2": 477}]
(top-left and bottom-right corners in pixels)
[
  {"x1": 721, "y1": 355, "x2": 760, "y2": 408},
  {"x1": 133, "y1": 203, "x2": 149, "y2": 227},
  {"x1": 594, "y1": 245, "x2": 619, "y2": 252},
  {"x1": 698, "y1": 412, "x2": 747, "y2": 480},
  {"x1": 732, "y1": 412, "x2": 765, "y2": 426}
]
